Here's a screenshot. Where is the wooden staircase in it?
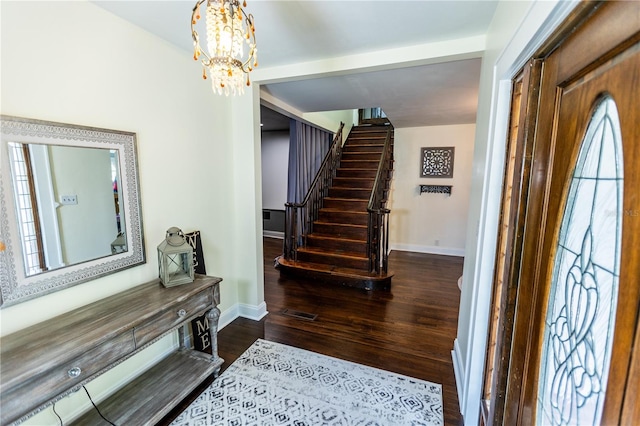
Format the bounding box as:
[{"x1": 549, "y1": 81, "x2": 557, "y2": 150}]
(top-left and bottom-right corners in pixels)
[{"x1": 277, "y1": 124, "x2": 394, "y2": 290}]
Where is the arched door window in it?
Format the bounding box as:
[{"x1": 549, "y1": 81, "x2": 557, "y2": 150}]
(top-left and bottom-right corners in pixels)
[{"x1": 537, "y1": 96, "x2": 624, "y2": 425}]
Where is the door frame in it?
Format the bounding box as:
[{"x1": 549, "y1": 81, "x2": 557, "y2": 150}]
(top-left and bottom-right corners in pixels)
[
  {"x1": 482, "y1": 1, "x2": 640, "y2": 424},
  {"x1": 456, "y1": 1, "x2": 580, "y2": 423}
]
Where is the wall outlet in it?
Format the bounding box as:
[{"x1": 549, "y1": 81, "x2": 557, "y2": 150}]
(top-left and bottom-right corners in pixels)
[
  {"x1": 435, "y1": 239, "x2": 440, "y2": 246},
  {"x1": 60, "y1": 195, "x2": 78, "y2": 205}
]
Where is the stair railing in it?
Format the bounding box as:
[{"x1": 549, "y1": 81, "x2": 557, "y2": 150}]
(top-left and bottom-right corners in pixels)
[
  {"x1": 367, "y1": 126, "x2": 393, "y2": 274},
  {"x1": 284, "y1": 122, "x2": 345, "y2": 261}
]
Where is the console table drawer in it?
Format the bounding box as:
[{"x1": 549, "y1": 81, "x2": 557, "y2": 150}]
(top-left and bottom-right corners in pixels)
[
  {"x1": 1, "y1": 330, "x2": 135, "y2": 425},
  {"x1": 134, "y1": 289, "x2": 212, "y2": 347}
]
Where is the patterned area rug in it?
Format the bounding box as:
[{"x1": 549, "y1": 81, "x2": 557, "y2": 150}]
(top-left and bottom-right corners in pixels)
[{"x1": 171, "y1": 339, "x2": 443, "y2": 426}]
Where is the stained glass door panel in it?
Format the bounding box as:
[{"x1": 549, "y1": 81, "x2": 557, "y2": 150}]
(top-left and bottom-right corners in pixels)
[{"x1": 536, "y1": 97, "x2": 623, "y2": 425}]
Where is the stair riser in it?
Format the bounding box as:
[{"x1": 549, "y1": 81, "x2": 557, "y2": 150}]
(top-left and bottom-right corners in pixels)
[
  {"x1": 341, "y1": 153, "x2": 382, "y2": 161},
  {"x1": 328, "y1": 188, "x2": 371, "y2": 199},
  {"x1": 340, "y1": 160, "x2": 379, "y2": 169},
  {"x1": 297, "y1": 251, "x2": 369, "y2": 270},
  {"x1": 306, "y1": 237, "x2": 367, "y2": 255},
  {"x1": 319, "y1": 211, "x2": 368, "y2": 225},
  {"x1": 347, "y1": 138, "x2": 387, "y2": 145},
  {"x1": 313, "y1": 223, "x2": 368, "y2": 240},
  {"x1": 349, "y1": 130, "x2": 388, "y2": 135},
  {"x1": 323, "y1": 199, "x2": 369, "y2": 210},
  {"x1": 336, "y1": 169, "x2": 377, "y2": 178},
  {"x1": 349, "y1": 129, "x2": 388, "y2": 135},
  {"x1": 332, "y1": 178, "x2": 374, "y2": 189},
  {"x1": 343, "y1": 145, "x2": 384, "y2": 153}
]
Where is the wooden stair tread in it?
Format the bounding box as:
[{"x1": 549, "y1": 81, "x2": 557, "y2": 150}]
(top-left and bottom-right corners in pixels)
[
  {"x1": 319, "y1": 208, "x2": 367, "y2": 214},
  {"x1": 307, "y1": 234, "x2": 366, "y2": 244},
  {"x1": 345, "y1": 142, "x2": 385, "y2": 144},
  {"x1": 339, "y1": 163, "x2": 378, "y2": 166},
  {"x1": 324, "y1": 197, "x2": 369, "y2": 202},
  {"x1": 328, "y1": 187, "x2": 372, "y2": 192},
  {"x1": 298, "y1": 246, "x2": 367, "y2": 259},
  {"x1": 276, "y1": 257, "x2": 390, "y2": 279},
  {"x1": 342, "y1": 150, "x2": 382, "y2": 156},
  {"x1": 275, "y1": 256, "x2": 393, "y2": 291},
  {"x1": 313, "y1": 221, "x2": 367, "y2": 228}
]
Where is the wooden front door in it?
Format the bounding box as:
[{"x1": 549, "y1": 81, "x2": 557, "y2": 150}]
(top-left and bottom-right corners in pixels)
[{"x1": 491, "y1": 2, "x2": 640, "y2": 425}]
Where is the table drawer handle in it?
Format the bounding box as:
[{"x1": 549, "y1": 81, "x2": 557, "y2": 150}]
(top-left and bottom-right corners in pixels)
[
  {"x1": 177, "y1": 309, "x2": 187, "y2": 317},
  {"x1": 68, "y1": 367, "x2": 82, "y2": 378}
]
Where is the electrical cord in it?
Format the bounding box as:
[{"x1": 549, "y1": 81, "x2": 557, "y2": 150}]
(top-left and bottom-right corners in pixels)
[
  {"x1": 52, "y1": 402, "x2": 63, "y2": 426},
  {"x1": 82, "y1": 385, "x2": 117, "y2": 426}
]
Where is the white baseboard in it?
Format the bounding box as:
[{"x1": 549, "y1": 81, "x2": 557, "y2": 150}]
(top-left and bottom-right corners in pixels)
[
  {"x1": 239, "y1": 301, "x2": 269, "y2": 321},
  {"x1": 219, "y1": 305, "x2": 239, "y2": 330},
  {"x1": 219, "y1": 302, "x2": 268, "y2": 330},
  {"x1": 263, "y1": 231, "x2": 284, "y2": 239},
  {"x1": 452, "y1": 338, "x2": 465, "y2": 415},
  {"x1": 390, "y1": 243, "x2": 465, "y2": 257}
]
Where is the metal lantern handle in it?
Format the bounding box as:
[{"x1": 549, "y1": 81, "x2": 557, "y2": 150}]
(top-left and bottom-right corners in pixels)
[{"x1": 165, "y1": 227, "x2": 186, "y2": 247}]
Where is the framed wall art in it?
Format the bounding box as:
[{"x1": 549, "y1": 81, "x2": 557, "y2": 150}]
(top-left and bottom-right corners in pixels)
[{"x1": 420, "y1": 146, "x2": 455, "y2": 178}]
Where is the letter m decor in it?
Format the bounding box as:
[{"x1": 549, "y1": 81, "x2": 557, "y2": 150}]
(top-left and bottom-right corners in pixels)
[{"x1": 191, "y1": 315, "x2": 212, "y2": 354}]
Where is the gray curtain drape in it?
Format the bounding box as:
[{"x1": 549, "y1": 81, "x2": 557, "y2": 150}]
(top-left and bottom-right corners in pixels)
[{"x1": 287, "y1": 119, "x2": 333, "y2": 203}]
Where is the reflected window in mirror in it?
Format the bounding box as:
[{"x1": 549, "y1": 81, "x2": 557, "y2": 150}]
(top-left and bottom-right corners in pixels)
[{"x1": 7, "y1": 142, "x2": 46, "y2": 276}]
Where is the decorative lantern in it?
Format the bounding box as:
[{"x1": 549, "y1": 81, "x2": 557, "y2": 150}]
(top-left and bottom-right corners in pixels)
[
  {"x1": 110, "y1": 232, "x2": 127, "y2": 254},
  {"x1": 157, "y1": 227, "x2": 194, "y2": 287}
]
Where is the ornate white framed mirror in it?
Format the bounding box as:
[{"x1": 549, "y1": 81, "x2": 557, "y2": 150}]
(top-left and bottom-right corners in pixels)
[{"x1": 0, "y1": 116, "x2": 145, "y2": 306}]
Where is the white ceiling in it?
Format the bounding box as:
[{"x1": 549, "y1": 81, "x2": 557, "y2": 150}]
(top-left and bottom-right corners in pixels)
[{"x1": 93, "y1": 1, "x2": 498, "y2": 128}]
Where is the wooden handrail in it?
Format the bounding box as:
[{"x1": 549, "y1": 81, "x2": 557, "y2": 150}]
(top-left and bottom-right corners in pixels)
[
  {"x1": 284, "y1": 123, "x2": 345, "y2": 261},
  {"x1": 367, "y1": 126, "x2": 394, "y2": 274},
  {"x1": 367, "y1": 127, "x2": 392, "y2": 212}
]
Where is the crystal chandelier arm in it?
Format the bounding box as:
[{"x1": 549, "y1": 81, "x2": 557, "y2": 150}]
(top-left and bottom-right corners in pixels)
[
  {"x1": 191, "y1": 0, "x2": 210, "y2": 62},
  {"x1": 240, "y1": 13, "x2": 257, "y2": 71}
]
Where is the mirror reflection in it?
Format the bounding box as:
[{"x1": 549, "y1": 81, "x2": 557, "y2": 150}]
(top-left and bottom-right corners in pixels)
[{"x1": 7, "y1": 142, "x2": 126, "y2": 277}]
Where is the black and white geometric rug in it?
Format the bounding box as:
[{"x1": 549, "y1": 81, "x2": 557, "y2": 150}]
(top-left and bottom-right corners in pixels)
[{"x1": 170, "y1": 339, "x2": 443, "y2": 426}]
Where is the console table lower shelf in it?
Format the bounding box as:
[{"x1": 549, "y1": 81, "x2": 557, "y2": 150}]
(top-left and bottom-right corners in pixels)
[
  {"x1": 0, "y1": 275, "x2": 223, "y2": 426},
  {"x1": 72, "y1": 350, "x2": 223, "y2": 425}
]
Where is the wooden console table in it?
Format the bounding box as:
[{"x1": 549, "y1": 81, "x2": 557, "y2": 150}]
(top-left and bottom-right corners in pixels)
[{"x1": 0, "y1": 275, "x2": 223, "y2": 425}]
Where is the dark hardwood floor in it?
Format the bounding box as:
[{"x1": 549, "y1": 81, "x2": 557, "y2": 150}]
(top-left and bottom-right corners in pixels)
[{"x1": 162, "y1": 237, "x2": 464, "y2": 425}]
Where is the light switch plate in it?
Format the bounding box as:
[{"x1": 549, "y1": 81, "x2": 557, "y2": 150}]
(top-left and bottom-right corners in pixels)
[{"x1": 60, "y1": 195, "x2": 78, "y2": 205}]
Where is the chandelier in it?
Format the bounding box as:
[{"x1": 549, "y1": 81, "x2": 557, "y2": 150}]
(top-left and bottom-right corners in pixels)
[{"x1": 191, "y1": 0, "x2": 258, "y2": 96}]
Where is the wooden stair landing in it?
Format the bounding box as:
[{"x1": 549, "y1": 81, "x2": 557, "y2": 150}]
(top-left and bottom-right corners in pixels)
[{"x1": 275, "y1": 256, "x2": 393, "y2": 291}]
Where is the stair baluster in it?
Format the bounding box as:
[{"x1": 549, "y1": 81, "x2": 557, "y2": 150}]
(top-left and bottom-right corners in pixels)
[
  {"x1": 284, "y1": 123, "x2": 345, "y2": 262},
  {"x1": 367, "y1": 127, "x2": 393, "y2": 274}
]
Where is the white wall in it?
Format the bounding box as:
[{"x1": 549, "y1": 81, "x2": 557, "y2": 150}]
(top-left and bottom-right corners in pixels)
[
  {"x1": 261, "y1": 90, "x2": 356, "y2": 138},
  {"x1": 452, "y1": 1, "x2": 580, "y2": 424},
  {"x1": 389, "y1": 124, "x2": 475, "y2": 256},
  {"x1": 303, "y1": 109, "x2": 357, "y2": 139},
  {"x1": 0, "y1": 1, "x2": 250, "y2": 423},
  {"x1": 49, "y1": 145, "x2": 117, "y2": 265},
  {"x1": 261, "y1": 130, "x2": 290, "y2": 210}
]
